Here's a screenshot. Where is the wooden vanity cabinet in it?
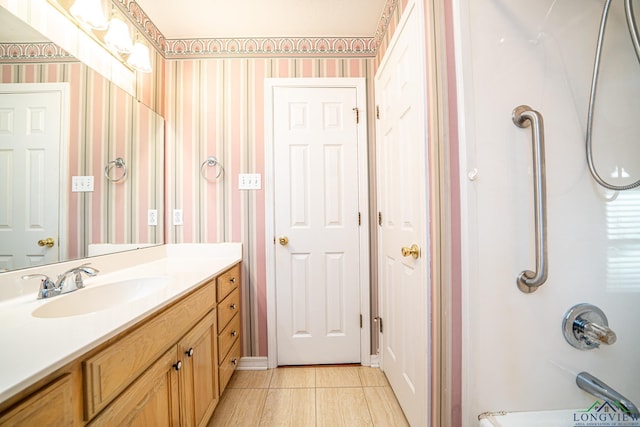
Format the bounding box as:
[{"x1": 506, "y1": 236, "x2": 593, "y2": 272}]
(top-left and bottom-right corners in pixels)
[
  {"x1": 90, "y1": 310, "x2": 218, "y2": 427},
  {"x1": 216, "y1": 264, "x2": 241, "y2": 395},
  {"x1": 0, "y1": 262, "x2": 241, "y2": 427}
]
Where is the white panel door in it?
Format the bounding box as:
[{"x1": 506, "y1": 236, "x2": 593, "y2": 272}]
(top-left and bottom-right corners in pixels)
[
  {"x1": 273, "y1": 86, "x2": 361, "y2": 365},
  {"x1": 375, "y1": 3, "x2": 429, "y2": 426},
  {"x1": 0, "y1": 89, "x2": 62, "y2": 270}
]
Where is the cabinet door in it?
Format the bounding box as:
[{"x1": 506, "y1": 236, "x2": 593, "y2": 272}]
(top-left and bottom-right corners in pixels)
[
  {"x1": 89, "y1": 349, "x2": 180, "y2": 427},
  {"x1": 0, "y1": 374, "x2": 74, "y2": 426},
  {"x1": 179, "y1": 310, "x2": 219, "y2": 427}
]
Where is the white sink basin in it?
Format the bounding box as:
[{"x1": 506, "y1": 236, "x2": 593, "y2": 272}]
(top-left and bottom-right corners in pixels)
[{"x1": 32, "y1": 277, "x2": 172, "y2": 318}]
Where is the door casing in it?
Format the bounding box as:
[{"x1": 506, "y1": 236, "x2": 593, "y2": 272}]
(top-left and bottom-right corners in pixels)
[{"x1": 264, "y1": 77, "x2": 370, "y2": 368}]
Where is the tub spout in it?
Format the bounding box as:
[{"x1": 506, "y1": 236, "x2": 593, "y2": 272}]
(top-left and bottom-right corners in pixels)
[{"x1": 577, "y1": 372, "x2": 640, "y2": 418}]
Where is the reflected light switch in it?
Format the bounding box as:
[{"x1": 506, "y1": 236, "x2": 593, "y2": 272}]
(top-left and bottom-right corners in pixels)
[{"x1": 72, "y1": 176, "x2": 94, "y2": 192}]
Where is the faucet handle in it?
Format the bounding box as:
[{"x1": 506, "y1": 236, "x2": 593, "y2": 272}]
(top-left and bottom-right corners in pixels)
[
  {"x1": 563, "y1": 303, "x2": 616, "y2": 350},
  {"x1": 57, "y1": 263, "x2": 99, "y2": 293},
  {"x1": 22, "y1": 274, "x2": 58, "y2": 299},
  {"x1": 579, "y1": 319, "x2": 617, "y2": 346}
]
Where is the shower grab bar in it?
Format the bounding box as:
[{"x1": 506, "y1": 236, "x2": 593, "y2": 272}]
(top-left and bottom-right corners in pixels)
[{"x1": 512, "y1": 105, "x2": 548, "y2": 293}]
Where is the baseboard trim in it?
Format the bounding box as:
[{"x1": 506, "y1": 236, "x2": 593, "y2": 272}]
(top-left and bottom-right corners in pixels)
[{"x1": 237, "y1": 356, "x2": 269, "y2": 370}]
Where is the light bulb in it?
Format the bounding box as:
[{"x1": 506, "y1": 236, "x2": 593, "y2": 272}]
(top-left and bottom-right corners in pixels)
[
  {"x1": 104, "y1": 16, "x2": 133, "y2": 54},
  {"x1": 127, "y1": 39, "x2": 152, "y2": 73},
  {"x1": 70, "y1": 0, "x2": 109, "y2": 30}
]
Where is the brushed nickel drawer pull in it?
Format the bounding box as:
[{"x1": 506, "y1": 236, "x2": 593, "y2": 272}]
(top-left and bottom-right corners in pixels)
[{"x1": 231, "y1": 330, "x2": 238, "y2": 337}]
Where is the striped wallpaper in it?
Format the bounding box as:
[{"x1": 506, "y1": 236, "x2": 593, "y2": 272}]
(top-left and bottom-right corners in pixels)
[
  {"x1": 164, "y1": 57, "x2": 376, "y2": 356},
  {"x1": 0, "y1": 61, "x2": 165, "y2": 261}
]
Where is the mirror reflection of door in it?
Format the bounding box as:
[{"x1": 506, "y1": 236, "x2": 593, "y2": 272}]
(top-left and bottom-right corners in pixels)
[{"x1": 0, "y1": 83, "x2": 67, "y2": 271}]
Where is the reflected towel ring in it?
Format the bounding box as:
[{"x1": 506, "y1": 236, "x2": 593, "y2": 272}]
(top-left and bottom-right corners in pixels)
[
  {"x1": 200, "y1": 156, "x2": 224, "y2": 182},
  {"x1": 104, "y1": 157, "x2": 127, "y2": 182}
]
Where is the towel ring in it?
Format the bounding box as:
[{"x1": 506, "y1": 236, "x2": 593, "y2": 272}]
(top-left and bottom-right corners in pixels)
[
  {"x1": 200, "y1": 156, "x2": 224, "y2": 182},
  {"x1": 104, "y1": 157, "x2": 127, "y2": 183}
]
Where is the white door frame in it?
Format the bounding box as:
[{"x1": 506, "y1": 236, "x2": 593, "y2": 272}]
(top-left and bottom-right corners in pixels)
[
  {"x1": 264, "y1": 78, "x2": 370, "y2": 369},
  {"x1": 0, "y1": 82, "x2": 70, "y2": 263}
]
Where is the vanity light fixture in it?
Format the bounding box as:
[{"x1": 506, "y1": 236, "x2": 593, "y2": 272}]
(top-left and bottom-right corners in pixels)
[
  {"x1": 127, "y1": 35, "x2": 152, "y2": 73},
  {"x1": 49, "y1": 0, "x2": 153, "y2": 73},
  {"x1": 104, "y1": 10, "x2": 133, "y2": 54},
  {"x1": 69, "y1": 0, "x2": 109, "y2": 30}
]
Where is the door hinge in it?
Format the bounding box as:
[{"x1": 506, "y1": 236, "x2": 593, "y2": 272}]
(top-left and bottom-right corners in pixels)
[
  {"x1": 374, "y1": 316, "x2": 383, "y2": 333},
  {"x1": 360, "y1": 314, "x2": 363, "y2": 328},
  {"x1": 376, "y1": 105, "x2": 380, "y2": 119},
  {"x1": 358, "y1": 212, "x2": 361, "y2": 226},
  {"x1": 352, "y1": 107, "x2": 359, "y2": 124},
  {"x1": 378, "y1": 212, "x2": 382, "y2": 226}
]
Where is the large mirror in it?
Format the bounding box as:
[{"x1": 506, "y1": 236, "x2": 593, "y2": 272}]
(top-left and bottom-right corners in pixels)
[{"x1": 0, "y1": 6, "x2": 164, "y2": 273}]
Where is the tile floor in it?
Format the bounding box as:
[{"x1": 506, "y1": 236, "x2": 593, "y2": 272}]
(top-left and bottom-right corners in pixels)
[{"x1": 207, "y1": 366, "x2": 410, "y2": 426}]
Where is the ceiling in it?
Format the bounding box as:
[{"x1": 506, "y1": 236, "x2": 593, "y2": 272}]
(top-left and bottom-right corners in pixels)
[{"x1": 134, "y1": 0, "x2": 388, "y2": 39}]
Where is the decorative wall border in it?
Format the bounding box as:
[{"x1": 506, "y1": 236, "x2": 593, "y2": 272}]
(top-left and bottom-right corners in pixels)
[
  {"x1": 374, "y1": 0, "x2": 400, "y2": 46},
  {"x1": 164, "y1": 37, "x2": 376, "y2": 58},
  {"x1": 0, "y1": 42, "x2": 76, "y2": 62}
]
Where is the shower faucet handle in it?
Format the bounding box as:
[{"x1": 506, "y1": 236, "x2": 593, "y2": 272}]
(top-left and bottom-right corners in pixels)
[
  {"x1": 576, "y1": 318, "x2": 617, "y2": 346},
  {"x1": 562, "y1": 303, "x2": 616, "y2": 350}
]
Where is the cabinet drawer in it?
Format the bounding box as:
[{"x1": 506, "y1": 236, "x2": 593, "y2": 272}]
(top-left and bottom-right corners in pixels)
[
  {"x1": 88, "y1": 348, "x2": 179, "y2": 427},
  {"x1": 217, "y1": 288, "x2": 240, "y2": 332},
  {"x1": 216, "y1": 264, "x2": 240, "y2": 303},
  {"x1": 84, "y1": 280, "x2": 216, "y2": 420},
  {"x1": 218, "y1": 339, "x2": 240, "y2": 396},
  {"x1": 0, "y1": 374, "x2": 74, "y2": 426},
  {"x1": 217, "y1": 312, "x2": 240, "y2": 362}
]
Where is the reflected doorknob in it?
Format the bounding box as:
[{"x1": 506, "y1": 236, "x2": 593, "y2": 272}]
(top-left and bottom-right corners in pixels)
[
  {"x1": 401, "y1": 244, "x2": 420, "y2": 259},
  {"x1": 38, "y1": 237, "x2": 55, "y2": 248},
  {"x1": 278, "y1": 236, "x2": 289, "y2": 246}
]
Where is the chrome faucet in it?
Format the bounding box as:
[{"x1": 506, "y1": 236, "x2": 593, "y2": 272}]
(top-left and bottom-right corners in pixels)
[
  {"x1": 577, "y1": 372, "x2": 640, "y2": 418},
  {"x1": 22, "y1": 263, "x2": 99, "y2": 299}
]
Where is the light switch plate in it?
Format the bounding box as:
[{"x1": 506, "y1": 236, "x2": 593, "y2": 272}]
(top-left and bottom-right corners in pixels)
[
  {"x1": 239, "y1": 173, "x2": 261, "y2": 190},
  {"x1": 71, "y1": 176, "x2": 94, "y2": 192}
]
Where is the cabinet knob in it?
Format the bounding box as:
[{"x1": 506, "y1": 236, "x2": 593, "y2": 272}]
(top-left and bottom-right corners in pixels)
[
  {"x1": 231, "y1": 358, "x2": 238, "y2": 366},
  {"x1": 230, "y1": 303, "x2": 237, "y2": 310},
  {"x1": 230, "y1": 277, "x2": 236, "y2": 283},
  {"x1": 185, "y1": 347, "x2": 194, "y2": 357},
  {"x1": 173, "y1": 361, "x2": 182, "y2": 371},
  {"x1": 231, "y1": 330, "x2": 238, "y2": 337}
]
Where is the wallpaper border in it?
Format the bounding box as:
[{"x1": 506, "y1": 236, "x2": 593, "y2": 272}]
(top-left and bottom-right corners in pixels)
[{"x1": 0, "y1": 42, "x2": 75, "y2": 62}]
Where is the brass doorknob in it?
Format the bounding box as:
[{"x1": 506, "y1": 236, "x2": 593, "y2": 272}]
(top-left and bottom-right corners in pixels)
[
  {"x1": 278, "y1": 236, "x2": 289, "y2": 246},
  {"x1": 401, "y1": 244, "x2": 420, "y2": 259},
  {"x1": 38, "y1": 237, "x2": 55, "y2": 248}
]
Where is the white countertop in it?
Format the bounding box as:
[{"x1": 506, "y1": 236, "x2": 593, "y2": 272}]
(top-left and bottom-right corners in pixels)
[{"x1": 0, "y1": 243, "x2": 242, "y2": 404}]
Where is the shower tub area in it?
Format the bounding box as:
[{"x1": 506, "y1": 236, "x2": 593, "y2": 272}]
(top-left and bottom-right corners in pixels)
[{"x1": 453, "y1": 0, "x2": 640, "y2": 425}]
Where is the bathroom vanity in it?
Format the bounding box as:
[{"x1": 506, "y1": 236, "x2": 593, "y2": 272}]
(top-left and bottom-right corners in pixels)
[{"x1": 0, "y1": 244, "x2": 241, "y2": 426}]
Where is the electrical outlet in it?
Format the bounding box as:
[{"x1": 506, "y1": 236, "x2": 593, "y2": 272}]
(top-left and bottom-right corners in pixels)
[
  {"x1": 173, "y1": 209, "x2": 183, "y2": 225},
  {"x1": 148, "y1": 209, "x2": 158, "y2": 226}
]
